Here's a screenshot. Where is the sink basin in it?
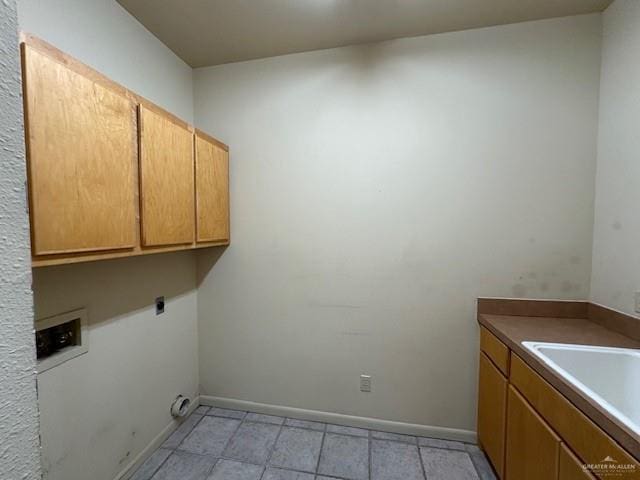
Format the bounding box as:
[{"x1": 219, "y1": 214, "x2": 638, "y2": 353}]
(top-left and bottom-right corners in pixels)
[{"x1": 522, "y1": 342, "x2": 640, "y2": 436}]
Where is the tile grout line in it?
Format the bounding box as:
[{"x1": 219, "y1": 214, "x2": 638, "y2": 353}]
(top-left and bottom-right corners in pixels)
[
  {"x1": 172, "y1": 414, "x2": 205, "y2": 451},
  {"x1": 205, "y1": 411, "x2": 451, "y2": 445},
  {"x1": 217, "y1": 412, "x2": 248, "y2": 462},
  {"x1": 204, "y1": 457, "x2": 219, "y2": 479},
  {"x1": 216, "y1": 415, "x2": 370, "y2": 440},
  {"x1": 465, "y1": 448, "x2": 491, "y2": 480},
  {"x1": 313, "y1": 421, "x2": 328, "y2": 476},
  {"x1": 417, "y1": 442, "x2": 429, "y2": 480},
  {"x1": 368, "y1": 429, "x2": 372, "y2": 480},
  {"x1": 143, "y1": 450, "x2": 172, "y2": 480},
  {"x1": 147, "y1": 414, "x2": 205, "y2": 480},
  {"x1": 176, "y1": 450, "x2": 332, "y2": 477},
  {"x1": 263, "y1": 416, "x2": 285, "y2": 472}
]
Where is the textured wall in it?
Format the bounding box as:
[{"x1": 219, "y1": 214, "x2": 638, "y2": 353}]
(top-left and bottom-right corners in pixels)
[
  {"x1": 590, "y1": 0, "x2": 640, "y2": 316},
  {"x1": 0, "y1": 1, "x2": 42, "y2": 479},
  {"x1": 195, "y1": 14, "x2": 602, "y2": 432}
]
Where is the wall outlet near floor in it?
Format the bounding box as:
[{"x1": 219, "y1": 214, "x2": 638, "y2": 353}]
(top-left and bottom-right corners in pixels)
[
  {"x1": 360, "y1": 374, "x2": 372, "y2": 392},
  {"x1": 635, "y1": 292, "x2": 640, "y2": 314}
]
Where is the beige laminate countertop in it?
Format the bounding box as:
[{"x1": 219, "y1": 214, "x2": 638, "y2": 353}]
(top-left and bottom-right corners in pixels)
[{"x1": 479, "y1": 313, "x2": 640, "y2": 460}]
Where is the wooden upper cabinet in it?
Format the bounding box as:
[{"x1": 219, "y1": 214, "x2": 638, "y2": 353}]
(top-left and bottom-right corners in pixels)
[
  {"x1": 478, "y1": 352, "x2": 507, "y2": 478},
  {"x1": 506, "y1": 385, "x2": 561, "y2": 480},
  {"x1": 195, "y1": 132, "x2": 230, "y2": 243},
  {"x1": 22, "y1": 44, "x2": 137, "y2": 255},
  {"x1": 139, "y1": 105, "x2": 195, "y2": 247},
  {"x1": 22, "y1": 35, "x2": 229, "y2": 267}
]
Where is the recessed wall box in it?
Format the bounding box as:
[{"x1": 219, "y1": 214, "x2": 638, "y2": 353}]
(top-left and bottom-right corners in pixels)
[{"x1": 35, "y1": 308, "x2": 88, "y2": 373}]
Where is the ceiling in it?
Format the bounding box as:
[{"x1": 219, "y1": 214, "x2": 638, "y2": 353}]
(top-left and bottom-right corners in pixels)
[{"x1": 117, "y1": 0, "x2": 613, "y2": 68}]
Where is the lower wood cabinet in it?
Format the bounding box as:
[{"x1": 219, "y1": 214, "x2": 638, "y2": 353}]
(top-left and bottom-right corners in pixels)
[
  {"x1": 509, "y1": 354, "x2": 640, "y2": 479},
  {"x1": 478, "y1": 327, "x2": 640, "y2": 480},
  {"x1": 559, "y1": 444, "x2": 596, "y2": 480},
  {"x1": 506, "y1": 385, "x2": 560, "y2": 480},
  {"x1": 477, "y1": 352, "x2": 507, "y2": 478}
]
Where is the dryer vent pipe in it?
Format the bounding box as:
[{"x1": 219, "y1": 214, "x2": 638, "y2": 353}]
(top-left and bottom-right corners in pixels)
[{"x1": 171, "y1": 395, "x2": 191, "y2": 418}]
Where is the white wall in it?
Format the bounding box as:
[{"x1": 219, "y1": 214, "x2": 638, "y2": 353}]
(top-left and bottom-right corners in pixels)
[
  {"x1": 194, "y1": 15, "x2": 602, "y2": 432},
  {"x1": 0, "y1": 1, "x2": 41, "y2": 479},
  {"x1": 18, "y1": 0, "x2": 193, "y2": 122},
  {"x1": 33, "y1": 254, "x2": 198, "y2": 480},
  {"x1": 590, "y1": 0, "x2": 640, "y2": 316},
  {"x1": 17, "y1": 1, "x2": 199, "y2": 479}
]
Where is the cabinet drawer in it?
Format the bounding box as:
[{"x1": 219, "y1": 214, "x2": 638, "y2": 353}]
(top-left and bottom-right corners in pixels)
[
  {"x1": 480, "y1": 326, "x2": 510, "y2": 375},
  {"x1": 510, "y1": 354, "x2": 640, "y2": 480},
  {"x1": 560, "y1": 444, "x2": 596, "y2": 480}
]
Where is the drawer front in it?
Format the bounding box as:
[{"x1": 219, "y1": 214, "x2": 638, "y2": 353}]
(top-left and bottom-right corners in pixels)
[
  {"x1": 560, "y1": 444, "x2": 597, "y2": 480},
  {"x1": 478, "y1": 352, "x2": 508, "y2": 478},
  {"x1": 480, "y1": 326, "x2": 510, "y2": 375},
  {"x1": 510, "y1": 354, "x2": 640, "y2": 480}
]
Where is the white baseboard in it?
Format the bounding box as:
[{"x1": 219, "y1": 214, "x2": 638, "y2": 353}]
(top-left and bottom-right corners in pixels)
[
  {"x1": 200, "y1": 395, "x2": 477, "y2": 444},
  {"x1": 114, "y1": 398, "x2": 201, "y2": 480}
]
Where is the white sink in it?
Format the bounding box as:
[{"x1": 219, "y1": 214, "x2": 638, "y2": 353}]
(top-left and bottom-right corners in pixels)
[{"x1": 522, "y1": 341, "x2": 640, "y2": 436}]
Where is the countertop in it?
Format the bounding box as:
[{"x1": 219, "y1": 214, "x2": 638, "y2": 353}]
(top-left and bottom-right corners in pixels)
[{"x1": 479, "y1": 312, "x2": 640, "y2": 460}]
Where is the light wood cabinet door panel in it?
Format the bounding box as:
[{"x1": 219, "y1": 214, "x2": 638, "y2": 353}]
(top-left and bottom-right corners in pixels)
[
  {"x1": 560, "y1": 444, "x2": 596, "y2": 480},
  {"x1": 23, "y1": 45, "x2": 137, "y2": 255},
  {"x1": 139, "y1": 105, "x2": 195, "y2": 247},
  {"x1": 478, "y1": 352, "x2": 507, "y2": 478},
  {"x1": 506, "y1": 385, "x2": 560, "y2": 480},
  {"x1": 195, "y1": 133, "x2": 229, "y2": 243}
]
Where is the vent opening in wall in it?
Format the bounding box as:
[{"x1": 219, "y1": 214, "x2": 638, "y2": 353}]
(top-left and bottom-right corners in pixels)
[{"x1": 36, "y1": 308, "x2": 89, "y2": 373}]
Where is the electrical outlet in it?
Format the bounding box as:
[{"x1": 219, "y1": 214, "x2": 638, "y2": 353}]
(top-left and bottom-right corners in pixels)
[
  {"x1": 635, "y1": 292, "x2": 640, "y2": 314},
  {"x1": 360, "y1": 375, "x2": 371, "y2": 392},
  {"x1": 155, "y1": 296, "x2": 165, "y2": 315}
]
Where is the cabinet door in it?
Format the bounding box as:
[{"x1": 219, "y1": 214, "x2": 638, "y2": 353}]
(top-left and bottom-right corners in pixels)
[
  {"x1": 139, "y1": 106, "x2": 195, "y2": 246},
  {"x1": 195, "y1": 133, "x2": 229, "y2": 243},
  {"x1": 478, "y1": 353, "x2": 507, "y2": 478},
  {"x1": 510, "y1": 354, "x2": 640, "y2": 479},
  {"x1": 506, "y1": 385, "x2": 560, "y2": 480},
  {"x1": 23, "y1": 45, "x2": 137, "y2": 255},
  {"x1": 559, "y1": 444, "x2": 596, "y2": 480}
]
